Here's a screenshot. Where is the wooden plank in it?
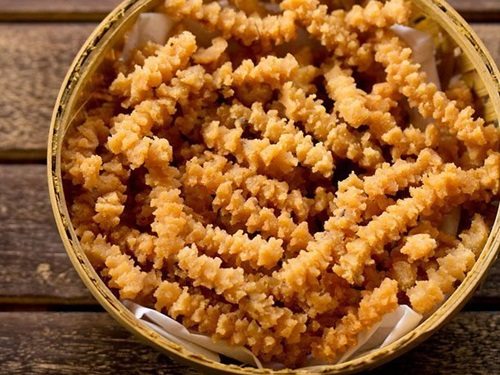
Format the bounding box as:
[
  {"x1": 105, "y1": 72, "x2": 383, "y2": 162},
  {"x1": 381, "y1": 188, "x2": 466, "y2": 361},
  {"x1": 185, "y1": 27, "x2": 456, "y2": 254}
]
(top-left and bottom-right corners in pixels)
[
  {"x1": 0, "y1": 311, "x2": 198, "y2": 375},
  {"x1": 448, "y1": 0, "x2": 500, "y2": 22},
  {"x1": 0, "y1": 164, "x2": 94, "y2": 304},
  {"x1": 0, "y1": 1, "x2": 497, "y2": 22},
  {"x1": 0, "y1": 311, "x2": 497, "y2": 374},
  {"x1": 0, "y1": 164, "x2": 499, "y2": 304},
  {"x1": 371, "y1": 311, "x2": 500, "y2": 374},
  {"x1": 0, "y1": 23, "x2": 498, "y2": 159},
  {"x1": 0, "y1": 23, "x2": 95, "y2": 160},
  {"x1": 0, "y1": 0, "x2": 122, "y2": 21}
]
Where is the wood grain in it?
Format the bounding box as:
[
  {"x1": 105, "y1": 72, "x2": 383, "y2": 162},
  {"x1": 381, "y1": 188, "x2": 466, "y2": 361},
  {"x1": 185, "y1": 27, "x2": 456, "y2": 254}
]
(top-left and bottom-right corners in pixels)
[
  {"x1": 0, "y1": 2, "x2": 497, "y2": 373},
  {"x1": 371, "y1": 311, "x2": 500, "y2": 375},
  {"x1": 0, "y1": 23, "x2": 95, "y2": 160},
  {"x1": 0, "y1": 311, "x2": 497, "y2": 374},
  {"x1": 449, "y1": 0, "x2": 500, "y2": 21},
  {"x1": 0, "y1": 311, "x2": 197, "y2": 375},
  {"x1": 0, "y1": 164, "x2": 498, "y2": 304},
  {"x1": 0, "y1": 23, "x2": 498, "y2": 159},
  {"x1": 0, "y1": 164, "x2": 93, "y2": 304},
  {"x1": 0, "y1": 0, "x2": 122, "y2": 21}
]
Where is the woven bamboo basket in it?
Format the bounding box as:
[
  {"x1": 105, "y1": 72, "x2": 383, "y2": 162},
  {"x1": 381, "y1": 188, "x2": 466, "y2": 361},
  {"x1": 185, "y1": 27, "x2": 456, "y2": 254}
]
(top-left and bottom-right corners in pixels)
[{"x1": 47, "y1": 0, "x2": 500, "y2": 373}]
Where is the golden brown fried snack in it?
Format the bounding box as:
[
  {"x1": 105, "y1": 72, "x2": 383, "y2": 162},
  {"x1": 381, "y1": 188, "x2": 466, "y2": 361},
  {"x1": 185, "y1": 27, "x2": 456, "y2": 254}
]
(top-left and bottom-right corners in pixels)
[
  {"x1": 61, "y1": 0, "x2": 500, "y2": 367},
  {"x1": 164, "y1": 0, "x2": 297, "y2": 47},
  {"x1": 375, "y1": 32, "x2": 499, "y2": 165}
]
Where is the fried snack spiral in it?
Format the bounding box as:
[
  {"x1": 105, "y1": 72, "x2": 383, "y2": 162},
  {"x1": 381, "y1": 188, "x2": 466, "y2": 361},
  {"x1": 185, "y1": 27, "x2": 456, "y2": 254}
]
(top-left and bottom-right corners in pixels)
[
  {"x1": 154, "y1": 280, "x2": 307, "y2": 361},
  {"x1": 325, "y1": 65, "x2": 437, "y2": 158},
  {"x1": 62, "y1": 0, "x2": 500, "y2": 367},
  {"x1": 110, "y1": 31, "x2": 197, "y2": 106},
  {"x1": 375, "y1": 32, "x2": 499, "y2": 165},
  {"x1": 280, "y1": 82, "x2": 384, "y2": 169},
  {"x1": 312, "y1": 278, "x2": 398, "y2": 361},
  {"x1": 164, "y1": 0, "x2": 297, "y2": 47},
  {"x1": 335, "y1": 154, "x2": 499, "y2": 285},
  {"x1": 183, "y1": 152, "x2": 315, "y2": 220},
  {"x1": 236, "y1": 102, "x2": 334, "y2": 177}
]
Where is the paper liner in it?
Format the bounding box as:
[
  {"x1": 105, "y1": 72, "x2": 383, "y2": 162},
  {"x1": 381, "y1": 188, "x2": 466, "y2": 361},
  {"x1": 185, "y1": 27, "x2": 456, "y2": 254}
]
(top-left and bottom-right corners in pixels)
[
  {"x1": 124, "y1": 301, "x2": 263, "y2": 367},
  {"x1": 125, "y1": 301, "x2": 421, "y2": 369},
  {"x1": 115, "y1": 13, "x2": 441, "y2": 370}
]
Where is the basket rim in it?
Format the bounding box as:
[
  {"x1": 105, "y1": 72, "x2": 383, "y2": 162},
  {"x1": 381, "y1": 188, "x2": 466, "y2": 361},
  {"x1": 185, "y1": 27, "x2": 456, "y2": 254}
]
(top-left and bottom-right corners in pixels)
[{"x1": 47, "y1": 0, "x2": 500, "y2": 374}]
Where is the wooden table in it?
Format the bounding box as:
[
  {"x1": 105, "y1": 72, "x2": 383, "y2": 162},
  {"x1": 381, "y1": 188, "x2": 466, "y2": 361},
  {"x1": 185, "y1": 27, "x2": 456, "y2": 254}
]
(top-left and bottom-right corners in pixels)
[{"x1": 0, "y1": 1, "x2": 498, "y2": 373}]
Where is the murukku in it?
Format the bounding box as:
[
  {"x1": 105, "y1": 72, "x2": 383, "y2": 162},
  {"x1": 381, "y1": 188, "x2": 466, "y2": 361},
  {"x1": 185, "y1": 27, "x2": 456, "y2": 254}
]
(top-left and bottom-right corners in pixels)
[
  {"x1": 375, "y1": 32, "x2": 499, "y2": 164},
  {"x1": 201, "y1": 119, "x2": 299, "y2": 175},
  {"x1": 312, "y1": 278, "x2": 398, "y2": 361},
  {"x1": 280, "y1": 81, "x2": 384, "y2": 169},
  {"x1": 111, "y1": 31, "x2": 197, "y2": 106},
  {"x1": 163, "y1": 0, "x2": 297, "y2": 47},
  {"x1": 183, "y1": 153, "x2": 315, "y2": 221},
  {"x1": 212, "y1": 182, "x2": 313, "y2": 248},
  {"x1": 155, "y1": 281, "x2": 286, "y2": 360},
  {"x1": 325, "y1": 65, "x2": 435, "y2": 158},
  {"x1": 281, "y1": 0, "x2": 372, "y2": 69},
  {"x1": 108, "y1": 65, "x2": 211, "y2": 168},
  {"x1": 62, "y1": 0, "x2": 500, "y2": 367},
  {"x1": 335, "y1": 154, "x2": 500, "y2": 284}
]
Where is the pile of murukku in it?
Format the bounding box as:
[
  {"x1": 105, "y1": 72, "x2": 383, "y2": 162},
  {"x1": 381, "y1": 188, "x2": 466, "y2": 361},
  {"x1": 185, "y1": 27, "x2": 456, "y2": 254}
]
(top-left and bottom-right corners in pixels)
[{"x1": 61, "y1": 0, "x2": 500, "y2": 367}]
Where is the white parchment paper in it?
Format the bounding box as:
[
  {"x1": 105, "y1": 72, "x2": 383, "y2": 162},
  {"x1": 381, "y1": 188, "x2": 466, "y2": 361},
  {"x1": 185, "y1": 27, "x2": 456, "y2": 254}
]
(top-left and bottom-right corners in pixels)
[
  {"x1": 123, "y1": 300, "x2": 262, "y2": 367},
  {"x1": 125, "y1": 301, "x2": 421, "y2": 369},
  {"x1": 116, "y1": 14, "x2": 445, "y2": 370}
]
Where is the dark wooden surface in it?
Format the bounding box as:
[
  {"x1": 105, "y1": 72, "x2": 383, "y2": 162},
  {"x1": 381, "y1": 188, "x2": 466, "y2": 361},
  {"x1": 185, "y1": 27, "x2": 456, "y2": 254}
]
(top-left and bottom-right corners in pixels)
[
  {"x1": 0, "y1": 23, "x2": 95, "y2": 160},
  {"x1": 0, "y1": 0, "x2": 122, "y2": 21},
  {"x1": 0, "y1": 1, "x2": 498, "y2": 374}
]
